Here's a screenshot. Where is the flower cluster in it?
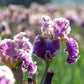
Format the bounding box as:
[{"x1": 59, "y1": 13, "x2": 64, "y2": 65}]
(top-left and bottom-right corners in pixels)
[
  {"x1": 0, "y1": 14, "x2": 80, "y2": 84},
  {"x1": 0, "y1": 32, "x2": 37, "y2": 75},
  {"x1": 0, "y1": 65, "x2": 15, "y2": 84},
  {"x1": 33, "y1": 15, "x2": 80, "y2": 64},
  {"x1": 0, "y1": 4, "x2": 83, "y2": 41}
]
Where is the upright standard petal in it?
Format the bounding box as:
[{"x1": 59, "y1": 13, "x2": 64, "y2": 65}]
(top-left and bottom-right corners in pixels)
[{"x1": 53, "y1": 17, "x2": 71, "y2": 38}]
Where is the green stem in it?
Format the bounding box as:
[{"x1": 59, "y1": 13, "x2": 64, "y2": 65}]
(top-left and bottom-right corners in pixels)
[
  {"x1": 40, "y1": 62, "x2": 50, "y2": 84},
  {"x1": 15, "y1": 79, "x2": 23, "y2": 84},
  {"x1": 33, "y1": 73, "x2": 37, "y2": 84}
]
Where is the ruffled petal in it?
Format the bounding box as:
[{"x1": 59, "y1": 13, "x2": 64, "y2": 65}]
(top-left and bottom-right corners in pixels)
[
  {"x1": 33, "y1": 35, "x2": 60, "y2": 60},
  {"x1": 65, "y1": 38, "x2": 80, "y2": 64},
  {"x1": 27, "y1": 62, "x2": 37, "y2": 75},
  {"x1": 53, "y1": 17, "x2": 71, "y2": 38}
]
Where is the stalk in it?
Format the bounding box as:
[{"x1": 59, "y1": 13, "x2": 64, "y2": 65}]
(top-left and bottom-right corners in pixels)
[
  {"x1": 40, "y1": 61, "x2": 51, "y2": 84},
  {"x1": 12, "y1": 64, "x2": 23, "y2": 84}
]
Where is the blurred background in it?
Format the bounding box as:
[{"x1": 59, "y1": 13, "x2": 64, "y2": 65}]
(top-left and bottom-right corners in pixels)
[
  {"x1": 0, "y1": 0, "x2": 84, "y2": 7},
  {"x1": 0, "y1": 0, "x2": 84, "y2": 84}
]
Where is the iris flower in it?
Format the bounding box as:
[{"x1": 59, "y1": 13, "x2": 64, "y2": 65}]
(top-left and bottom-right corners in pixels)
[
  {"x1": 0, "y1": 32, "x2": 37, "y2": 75},
  {"x1": 33, "y1": 15, "x2": 80, "y2": 64}
]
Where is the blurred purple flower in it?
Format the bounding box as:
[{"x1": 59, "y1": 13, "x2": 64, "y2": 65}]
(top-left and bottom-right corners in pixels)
[
  {"x1": 45, "y1": 4, "x2": 59, "y2": 14},
  {"x1": 14, "y1": 32, "x2": 37, "y2": 74},
  {"x1": 0, "y1": 39, "x2": 17, "y2": 62},
  {"x1": 2, "y1": 10, "x2": 10, "y2": 19},
  {"x1": 0, "y1": 21, "x2": 11, "y2": 34},
  {"x1": 28, "y1": 77, "x2": 33, "y2": 84},
  {"x1": 64, "y1": 9, "x2": 80, "y2": 25},
  {"x1": 44, "y1": 70, "x2": 54, "y2": 84},
  {"x1": 29, "y1": 14, "x2": 42, "y2": 26},
  {"x1": 0, "y1": 32, "x2": 37, "y2": 75},
  {"x1": 0, "y1": 65, "x2": 15, "y2": 84}
]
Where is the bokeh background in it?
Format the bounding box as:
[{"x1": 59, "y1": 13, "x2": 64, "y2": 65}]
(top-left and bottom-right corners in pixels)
[{"x1": 0, "y1": 0, "x2": 84, "y2": 84}]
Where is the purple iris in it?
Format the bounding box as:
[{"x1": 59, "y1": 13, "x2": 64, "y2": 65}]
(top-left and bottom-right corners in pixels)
[
  {"x1": 0, "y1": 32, "x2": 37, "y2": 75},
  {"x1": 0, "y1": 39, "x2": 17, "y2": 60},
  {"x1": 33, "y1": 15, "x2": 80, "y2": 64},
  {"x1": 33, "y1": 35, "x2": 60, "y2": 61},
  {"x1": 44, "y1": 70, "x2": 54, "y2": 84}
]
